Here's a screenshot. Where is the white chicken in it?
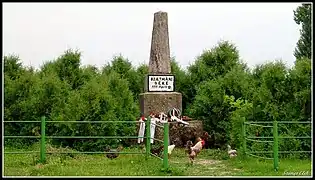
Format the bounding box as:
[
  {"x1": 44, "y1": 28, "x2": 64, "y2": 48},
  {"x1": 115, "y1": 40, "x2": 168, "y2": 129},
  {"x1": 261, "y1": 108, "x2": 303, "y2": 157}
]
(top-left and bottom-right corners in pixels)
[
  {"x1": 168, "y1": 144, "x2": 176, "y2": 159},
  {"x1": 227, "y1": 145, "x2": 237, "y2": 157}
]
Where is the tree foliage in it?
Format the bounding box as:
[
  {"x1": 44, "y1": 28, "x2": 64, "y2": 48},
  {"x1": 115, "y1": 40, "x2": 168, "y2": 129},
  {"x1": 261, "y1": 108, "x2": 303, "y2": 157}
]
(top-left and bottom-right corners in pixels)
[{"x1": 293, "y1": 3, "x2": 312, "y2": 59}]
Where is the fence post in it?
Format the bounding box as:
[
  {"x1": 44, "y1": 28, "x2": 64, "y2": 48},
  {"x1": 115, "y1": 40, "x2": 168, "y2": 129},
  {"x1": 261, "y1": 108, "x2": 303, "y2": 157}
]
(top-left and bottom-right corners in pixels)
[
  {"x1": 163, "y1": 122, "x2": 169, "y2": 170},
  {"x1": 146, "y1": 116, "x2": 151, "y2": 159},
  {"x1": 242, "y1": 117, "x2": 246, "y2": 157},
  {"x1": 273, "y1": 121, "x2": 279, "y2": 171},
  {"x1": 40, "y1": 116, "x2": 46, "y2": 163}
]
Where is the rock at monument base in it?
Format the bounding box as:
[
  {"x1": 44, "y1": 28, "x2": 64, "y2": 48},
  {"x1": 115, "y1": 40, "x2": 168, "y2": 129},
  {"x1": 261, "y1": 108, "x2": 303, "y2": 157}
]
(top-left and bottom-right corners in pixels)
[
  {"x1": 139, "y1": 92, "x2": 182, "y2": 117},
  {"x1": 152, "y1": 120, "x2": 204, "y2": 147},
  {"x1": 170, "y1": 120, "x2": 204, "y2": 147}
]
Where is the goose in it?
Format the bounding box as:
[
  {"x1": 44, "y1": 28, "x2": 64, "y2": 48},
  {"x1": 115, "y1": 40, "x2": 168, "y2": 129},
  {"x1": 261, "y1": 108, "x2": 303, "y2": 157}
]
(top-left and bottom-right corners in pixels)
[{"x1": 227, "y1": 145, "x2": 237, "y2": 157}]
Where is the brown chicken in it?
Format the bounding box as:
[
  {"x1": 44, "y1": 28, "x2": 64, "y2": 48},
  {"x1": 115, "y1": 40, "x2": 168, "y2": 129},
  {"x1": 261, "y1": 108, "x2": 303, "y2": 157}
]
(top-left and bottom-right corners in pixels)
[
  {"x1": 185, "y1": 137, "x2": 205, "y2": 164},
  {"x1": 201, "y1": 131, "x2": 211, "y2": 149},
  {"x1": 150, "y1": 145, "x2": 164, "y2": 157},
  {"x1": 105, "y1": 145, "x2": 124, "y2": 160},
  {"x1": 185, "y1": 140, "x2": 195, "y2": 163},
  {"x1": 181, "y1": 116, "x2": 193, "y2": 121}
]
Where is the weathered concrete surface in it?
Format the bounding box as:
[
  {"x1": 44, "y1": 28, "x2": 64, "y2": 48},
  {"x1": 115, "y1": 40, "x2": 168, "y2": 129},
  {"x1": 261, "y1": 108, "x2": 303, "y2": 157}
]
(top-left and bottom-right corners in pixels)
[
  {"x1": 148, "y1": 11, "x2": 171, "y2": 75},
  {"x1": 139, "y1": 92, "x2": 182, "y2": 117}
]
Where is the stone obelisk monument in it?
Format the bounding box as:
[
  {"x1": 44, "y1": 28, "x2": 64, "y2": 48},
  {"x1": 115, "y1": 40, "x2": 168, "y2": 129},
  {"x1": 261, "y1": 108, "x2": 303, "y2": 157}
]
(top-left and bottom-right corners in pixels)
[{"x1": 139, "y1": 11, "x2": 182, "y2": 118}]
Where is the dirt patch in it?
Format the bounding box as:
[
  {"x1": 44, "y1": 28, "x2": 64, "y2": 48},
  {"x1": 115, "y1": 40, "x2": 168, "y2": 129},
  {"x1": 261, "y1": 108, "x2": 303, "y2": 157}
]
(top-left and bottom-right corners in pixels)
[
  {"x1": 169, "y1": 160, "x2": 186, "y2": 164},
  {"x1": 168, "y1": 157, "x2": 239, "y2": 176},
  {"x1": 169, "y1": 158, "x2": 221, "y2": 166},
  {"x1": 35, "y1": 164, "x2": 44, "y2": 169},
  {"x1": 218, "y1": 171, "x2": 234, "y2": 176},
  {"x1": 194, "y1": 159, "x2": 222, "y2": 165}
]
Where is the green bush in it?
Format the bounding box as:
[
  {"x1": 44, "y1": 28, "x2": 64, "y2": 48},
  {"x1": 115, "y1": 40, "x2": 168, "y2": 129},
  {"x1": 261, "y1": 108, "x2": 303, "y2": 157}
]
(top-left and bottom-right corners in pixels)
[{"x1": 3, "y1": 37, "x2": 311, "y2": 156}]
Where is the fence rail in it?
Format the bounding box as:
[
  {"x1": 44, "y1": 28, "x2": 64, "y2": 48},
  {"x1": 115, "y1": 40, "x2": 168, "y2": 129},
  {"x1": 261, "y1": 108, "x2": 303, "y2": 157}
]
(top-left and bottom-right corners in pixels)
[
  {"x1": 150, "y1": 153, "x2": 163, "y2": 161},
  {"x1": 4, "y1": 136, "x2": 145, "y2": 139},
  {"x1": 246, "y1": 136, "x2": 311, "y2": 139},
  {"x1": 4, "y1": 116, "x2": 170, "y2": 170},
  {"x1": 246, "y1": 123, "x2": 273, "y2": 128},
  {"x1": 151, "y1": 138, "x2": 164, "y2": 143},
  {"x1": 3, "y1": 121, "x2": 142, "y2": 123},
  {"x1": 4, "y1": 151, "x2": 40, "y2": 154},
  {"x1": 242, "y1": 119, "x2": 312, "y2": 171},
  {"x1": 246, "y1": 153, "x2": 274, "y2": 160},
  {"x1": 245, "y1": 121, "x2": 312, "y2": 124},
  {"x1": 248, "y1": 151, "x2": 311, "y2": 154}
]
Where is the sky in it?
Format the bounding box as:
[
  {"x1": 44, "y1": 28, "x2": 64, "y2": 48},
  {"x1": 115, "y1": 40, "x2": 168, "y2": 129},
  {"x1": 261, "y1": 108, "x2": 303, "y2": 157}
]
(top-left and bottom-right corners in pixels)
[{"x1": 3, "y1": 3, "x2": 302, "y2": 70}]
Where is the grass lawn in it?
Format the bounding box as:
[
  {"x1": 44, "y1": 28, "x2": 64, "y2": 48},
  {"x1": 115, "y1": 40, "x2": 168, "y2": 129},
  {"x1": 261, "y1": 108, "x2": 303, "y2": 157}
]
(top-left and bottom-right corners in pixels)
[{"x1": 3, "y1": 144, "x2": 312, "y2": 177}]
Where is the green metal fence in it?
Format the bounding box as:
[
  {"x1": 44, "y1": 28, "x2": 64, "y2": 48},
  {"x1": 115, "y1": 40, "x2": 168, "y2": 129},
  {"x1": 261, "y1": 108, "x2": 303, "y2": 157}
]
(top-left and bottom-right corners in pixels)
[
  {"x1": 4, "y1": 116, "x2": 170, "y2": 170},
  {"x1": 242, "y1": 118, "x2": 312, "y2": 171}
]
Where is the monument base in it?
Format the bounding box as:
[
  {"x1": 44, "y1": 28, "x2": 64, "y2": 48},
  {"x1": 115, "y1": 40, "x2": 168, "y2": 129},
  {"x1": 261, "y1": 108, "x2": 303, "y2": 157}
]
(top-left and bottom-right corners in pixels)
[{"x1": 139, "y1": 92, "x2": 182, "y2": 116}]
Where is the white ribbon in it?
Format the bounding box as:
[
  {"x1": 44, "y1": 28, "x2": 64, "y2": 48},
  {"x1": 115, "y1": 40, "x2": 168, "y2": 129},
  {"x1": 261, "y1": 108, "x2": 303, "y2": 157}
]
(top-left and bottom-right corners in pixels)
[
  {"x1": 171, "y1": 115, "x2": 189, "y2": 125},
  {"x1": 137, "y1": 118, "x2": 146, "y2": 143},
  {"x1": 150, "y1": 117, "x2": 157, "y2": 144}
]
